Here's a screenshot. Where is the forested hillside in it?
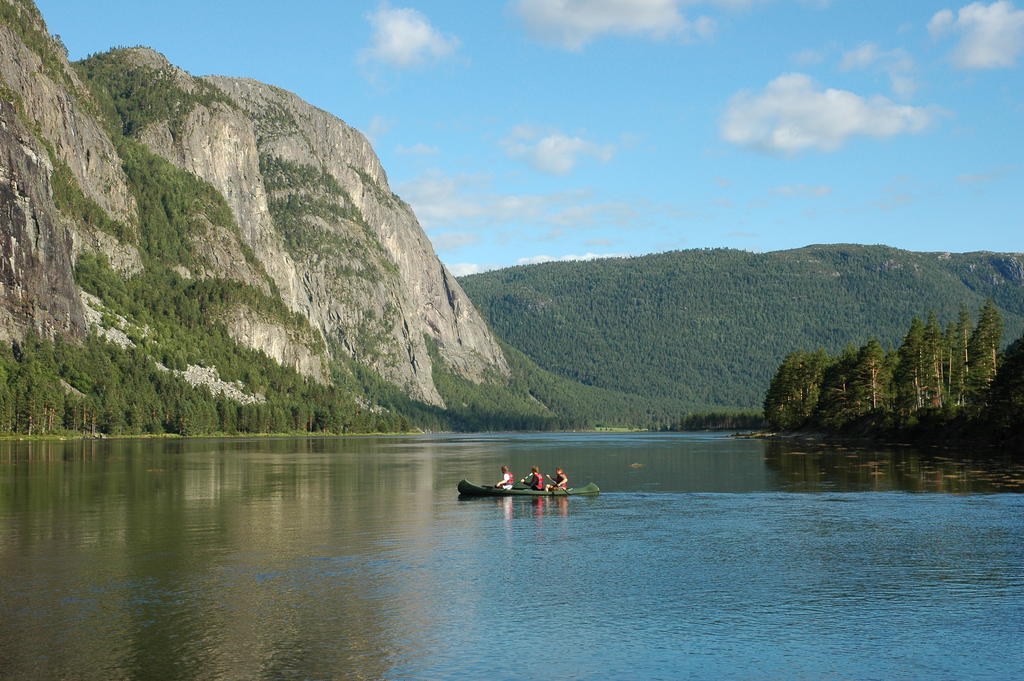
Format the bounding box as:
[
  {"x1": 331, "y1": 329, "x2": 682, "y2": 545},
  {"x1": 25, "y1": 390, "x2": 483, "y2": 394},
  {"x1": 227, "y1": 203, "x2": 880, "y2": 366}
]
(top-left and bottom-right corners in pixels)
[{"x1": 460, "y1": 246, "x2": 1024, "y2": 410}]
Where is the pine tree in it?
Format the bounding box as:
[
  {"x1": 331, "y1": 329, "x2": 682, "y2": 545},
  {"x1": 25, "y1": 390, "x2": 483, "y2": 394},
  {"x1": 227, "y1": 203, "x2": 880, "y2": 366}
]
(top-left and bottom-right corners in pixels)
[
  {"x1": 763, "y1": 349, "x2": 831, "y2": 430},
  {"x1": 817, "y1": 345, "x2": 860, "y2": 428},
  {"x1": 922, "y1": 313, "x2": 944, "y2": 408},
  {"x1": 966, "y1": 299, "x2": 1002, "y2": 406},
  {"x1": 0, "y1": 373, "x2": 12, "y2": 433},
  {"x1": 894, "y1": 317, "x2": 928, "y2": 417},
  {"x1": 854, "y1": 339, "x2": 888, "y2": 413},
  {"x1": 946, "y1": 307, "x2": 971, "y2": 406},
  {"x1": 987, "y1": 334, "x2": 1024, "y2": 437}
]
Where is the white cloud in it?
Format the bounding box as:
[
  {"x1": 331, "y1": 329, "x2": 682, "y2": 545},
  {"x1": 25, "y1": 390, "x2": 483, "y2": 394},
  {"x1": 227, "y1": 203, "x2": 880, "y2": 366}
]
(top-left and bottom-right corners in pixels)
[
  {"x1": 502, "y1": 129, "x2": 615, "y2": 175},
  {"x1": 840, "y1": 42, "x2": 882, "y2": 70},
  {"x1": 720, "y1": 73, "x2": 933, "y2": 154},
  {"x1": 956, "y1": 164, "x2": 1020, "y2": 183},
  {"x1": 888, "y1": 75, "x2": 919, "y2": 99},
  {"x1": 792, "y1": 47, "x2": 826, "y2": 66},
  {"x1": 841, "y1": 42, "x2": 911, "y2": 72},
  {"x1": 771, "y1": 184, "x2": 832, "y2": 197},
  {"x1": 548, "y1": 201, "x2": 639, "y2": 226},
  {"x1": 447, "y1": 263, "x2": 488, "y2": 276},
  {"x1": 365, "y1": 115, "x2": 393, "y2": 142},
  {"x1": 516, "y1": 252, "x2": 627, "y2": 266},
  {"x1": 430, "y1": 232, "x2": 480, "y2": 251},
  {"x1": 929, "y1": 1, "x2": 1024, "y2": 68},
  {"x1": 361, "y1": 4, "x2": 460, "y2": 67},
  {"x1": 840, "y1": 43, "x2": 917, "y2": 98},
  {"x1": 397, "y1": 170, "x2": 580, "y2": 228},
  {"x1": 700, "y1": 0, "x2": 764, "y2": 8},
  {"x1": 396, "y1": 142, "x2": 440, "y2": 155},
  {"x1": 512, "y1": 0, "x2": 715, "y2": 51},
  {"x1": 397, "y1": 169, "x2": 673, "y2": 234},
  {"x1": 396, "y1": 170, "x2": 489, "y2": 226},
  {"x1": 929, "y1": 8, "x2": 956, "y2": 33},
  {"x1": 874, "y1": 191, "x2": 915, "y2": 210}
]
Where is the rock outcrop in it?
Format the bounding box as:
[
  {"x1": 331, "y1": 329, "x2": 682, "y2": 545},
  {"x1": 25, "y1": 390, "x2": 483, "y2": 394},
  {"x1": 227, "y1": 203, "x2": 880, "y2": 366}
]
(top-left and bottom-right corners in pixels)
[
  {"x1": 0, "y1": 95, "x2": 83, "y2": 340},
  {"x1": 0, "y1": 3, "x2": 134, "y2": 224},
  {"x1": 127, "y1": 53, "x2": 507, "y2": 405},
  {"x1": 221, "y1": 304, "x2": 328, "y2": 384},
  {"x1": 0, "y1": 2, "x2": 508, "y2": 408}
]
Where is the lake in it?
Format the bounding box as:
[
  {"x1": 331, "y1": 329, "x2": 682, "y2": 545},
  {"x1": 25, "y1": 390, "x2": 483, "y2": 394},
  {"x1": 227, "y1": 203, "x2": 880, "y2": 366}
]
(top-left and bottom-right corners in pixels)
[{"x1": 1, "y1": 432, "x2": 1022, "y2": 681}]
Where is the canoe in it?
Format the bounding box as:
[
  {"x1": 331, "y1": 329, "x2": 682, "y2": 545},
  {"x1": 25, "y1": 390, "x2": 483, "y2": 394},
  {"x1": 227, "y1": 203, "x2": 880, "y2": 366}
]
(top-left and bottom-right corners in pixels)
[{"x1": 457, "y1": 479, "x2": 600, "y2": 497}]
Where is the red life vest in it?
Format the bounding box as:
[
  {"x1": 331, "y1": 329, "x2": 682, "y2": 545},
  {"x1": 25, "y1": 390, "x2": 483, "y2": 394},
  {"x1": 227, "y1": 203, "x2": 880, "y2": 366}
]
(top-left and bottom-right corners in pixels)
[
  {"x1": 502, "y1": 472, "x2": 514, "y2": 487},
  {"x1": 553, "y1": 473, "x2": 567, "y2": 488},
  {"x1": 531, "y1": 472, "x2": 544, "y2": 490}
]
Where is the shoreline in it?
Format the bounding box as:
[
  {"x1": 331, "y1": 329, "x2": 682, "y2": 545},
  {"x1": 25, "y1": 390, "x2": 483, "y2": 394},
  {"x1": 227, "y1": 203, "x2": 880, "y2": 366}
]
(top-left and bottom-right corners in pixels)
[
  {"x1": 0, "y1": 428, "x2": 647, "y2": 443},
  {"x1": 0, "y1": 431, "x2": 428, "y2": 443},
  {"x1": 740, "y1": 429, "x2": 1021, "y2": 454},
  {"x1": 0, "y1": 427, "x2": 743, "y2": 443}
]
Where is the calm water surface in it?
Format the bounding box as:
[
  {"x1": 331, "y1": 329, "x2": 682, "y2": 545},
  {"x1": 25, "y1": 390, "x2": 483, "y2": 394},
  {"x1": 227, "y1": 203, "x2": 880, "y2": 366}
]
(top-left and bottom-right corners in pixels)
[{"x1": 1, "y1": 433, "x2": 1022, "y2": 681}]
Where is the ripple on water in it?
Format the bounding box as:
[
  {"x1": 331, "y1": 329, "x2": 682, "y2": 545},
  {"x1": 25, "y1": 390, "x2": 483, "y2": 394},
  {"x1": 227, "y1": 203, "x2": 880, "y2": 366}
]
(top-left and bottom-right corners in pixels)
[{"x1": 1, "y1": 436, "x2": 1022, "y2": 681}]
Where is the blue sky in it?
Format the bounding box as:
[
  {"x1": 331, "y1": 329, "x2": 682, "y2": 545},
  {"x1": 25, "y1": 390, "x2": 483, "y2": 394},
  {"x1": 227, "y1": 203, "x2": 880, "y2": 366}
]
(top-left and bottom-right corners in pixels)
[{"x1": 37, "y1": 0, "x2": 1024, "y2": 274}]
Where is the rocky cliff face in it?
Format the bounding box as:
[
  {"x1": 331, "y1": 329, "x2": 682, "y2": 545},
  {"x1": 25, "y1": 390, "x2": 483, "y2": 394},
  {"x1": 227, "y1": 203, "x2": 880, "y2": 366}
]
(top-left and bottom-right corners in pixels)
[
  {"x1": 0, "y1": 1, "x2": 507, "y2": 407},
  {"x1": 0, "y1": 5, "x2": 134, "y2": 226},
  {"x1": 128, "y1": 53, "x2": 506, "y2": 405},
  {"x1": 0, "y1": 95, "x2": 83, "y2": 340}
]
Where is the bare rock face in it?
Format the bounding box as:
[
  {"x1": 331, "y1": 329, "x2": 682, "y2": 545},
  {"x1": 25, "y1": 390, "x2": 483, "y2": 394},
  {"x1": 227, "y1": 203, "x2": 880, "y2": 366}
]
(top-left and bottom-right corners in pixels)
[
  {"x1": 0, "y1": 5, "x2": 134, "y2": 225},
  {"x1": 133, "y1": 65, "x2": 299, "y2": 301},
  {"x1": 221, "y1": 304, "x2": 328, "y2": 383},
  {"x1": 188, "y1": 216, "x2": 272, "y2": 295},
  {"x1": 992, "y1": 256, "x2": 1024, "y2": 284},
  {"x1": 123, "y1": 58, "x2": 507, "y2": 406},
  {"x1": 0, "y1": 1, "x2": 135, "y2": 343},
  {"x1": 0, "y1": 96, "x2": 84, "y2": 340},
  {"x1": 69, "y1": 226, "x2": 143, "y2": 277}
]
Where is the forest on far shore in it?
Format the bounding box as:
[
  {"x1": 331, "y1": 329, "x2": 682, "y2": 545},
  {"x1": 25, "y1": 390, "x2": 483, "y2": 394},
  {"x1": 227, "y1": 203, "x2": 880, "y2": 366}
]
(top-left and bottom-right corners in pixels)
[
  {"x1": 460, "y1": 246, "x2": 1024, "y2": 411},
  {"x1": 764, "y1": 300, "x2": 1023, "y2": 447}
]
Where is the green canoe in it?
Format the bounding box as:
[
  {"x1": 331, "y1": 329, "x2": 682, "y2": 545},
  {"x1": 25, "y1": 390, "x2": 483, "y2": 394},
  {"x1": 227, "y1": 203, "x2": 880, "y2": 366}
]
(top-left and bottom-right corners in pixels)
[{"x1": 457, "y1": 479, "x2": 600, "y2": 497}]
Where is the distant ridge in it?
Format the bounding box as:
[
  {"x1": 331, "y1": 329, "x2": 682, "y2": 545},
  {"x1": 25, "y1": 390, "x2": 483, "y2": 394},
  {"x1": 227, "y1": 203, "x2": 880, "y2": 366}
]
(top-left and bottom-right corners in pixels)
[{"x1": 459, "y1": 244, "x2": 1024, "y2": 409}]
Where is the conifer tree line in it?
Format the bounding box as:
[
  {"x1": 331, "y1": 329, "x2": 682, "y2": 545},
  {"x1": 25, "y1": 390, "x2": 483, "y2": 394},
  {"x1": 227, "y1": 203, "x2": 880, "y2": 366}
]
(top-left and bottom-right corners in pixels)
[
  {"x1": 764, "y1": 300, "x2": 1023, "y2": 443},
  {"x1": 0, "y1": 333, "x2": 413, "y2": 437}
]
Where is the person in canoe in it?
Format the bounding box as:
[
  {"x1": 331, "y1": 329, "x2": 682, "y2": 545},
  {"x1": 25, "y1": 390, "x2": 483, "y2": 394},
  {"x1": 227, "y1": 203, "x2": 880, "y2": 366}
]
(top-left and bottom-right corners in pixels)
[
  {"x1": 546, "y1": 467, "x2": 568, "y2": 491},
  {"x1": 520, "y1": 466, "x2": 545, "y2": 491},
  {"x1": 494, "y1": 465, "x2": 515, "y2": 490}
]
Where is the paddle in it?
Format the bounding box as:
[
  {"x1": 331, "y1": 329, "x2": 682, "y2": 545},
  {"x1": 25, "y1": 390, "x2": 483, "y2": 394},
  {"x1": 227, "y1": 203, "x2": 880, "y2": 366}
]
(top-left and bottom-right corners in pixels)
[{"x1": 519, "y1": 475, "x2": 540, "y2": 491}]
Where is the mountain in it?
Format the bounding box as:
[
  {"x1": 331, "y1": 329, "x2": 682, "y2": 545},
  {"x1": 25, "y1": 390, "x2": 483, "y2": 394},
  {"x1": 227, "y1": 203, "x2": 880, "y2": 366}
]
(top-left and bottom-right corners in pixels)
[
  {"x1": 0, "y1": 0, "x2": 550, "y2": 434},
  {"x1": 459, "y1": 245, "x2": 1024, "y2": 410}
]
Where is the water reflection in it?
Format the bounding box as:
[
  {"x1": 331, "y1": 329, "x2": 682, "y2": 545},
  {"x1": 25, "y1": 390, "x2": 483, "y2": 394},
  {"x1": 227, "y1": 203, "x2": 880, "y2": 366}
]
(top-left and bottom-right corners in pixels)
[
  {"x1": 472, "y1": 494, "x2": 573, "y2": 521},
  {"x1": 761, "y1": 440, "x2": 1024, "y2": 493},
  {"x1": 0, "y1": 434, "x2": 1022, "y2": 681},
  {"x1": 0, "y1": 436, "x2": 453, "y2": 681}
]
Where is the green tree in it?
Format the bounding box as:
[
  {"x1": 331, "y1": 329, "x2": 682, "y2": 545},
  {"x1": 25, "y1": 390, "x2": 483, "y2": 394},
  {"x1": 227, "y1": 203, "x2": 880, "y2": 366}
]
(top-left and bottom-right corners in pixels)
[
  {"x1": 946, "y1": 307, "x2": 971, "y2": 406},
  {"x1": 817, "y1": 345, "x2": 861, "y2": 428},
  {"x1": 894, "y1": 317, "x2": 928, "y2": 418},
  {"x1": 763, "y1": 349, "x2": 831, "y2": 430},
  {"x1": 853, "y1": 338, "x2": 889, "y2": 414},
  {"x1": 923, "y1": 312, "x2": 945, "y2": 408},
  {"x1": 966, "y1": 299, "x2": 1003, "y2": 406},
  {"x1": 987, "y1": 334, "x2": 1024, "y2": 436}
]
